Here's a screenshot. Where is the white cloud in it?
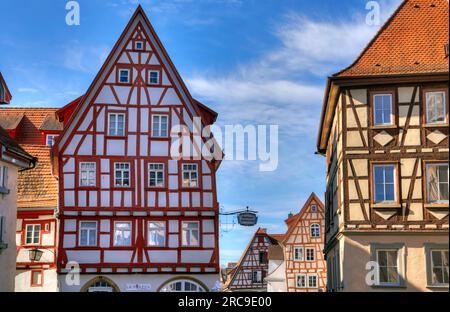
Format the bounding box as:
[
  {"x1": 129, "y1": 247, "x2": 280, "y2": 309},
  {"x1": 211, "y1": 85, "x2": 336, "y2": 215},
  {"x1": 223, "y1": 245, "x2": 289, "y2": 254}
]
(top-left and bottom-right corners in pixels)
[
  {"x1": 17, "y1": 87, "x2": 39, "y2": 93},
  {"x1": 63, "y1": 41, "x2": 109, "y2": 73}
]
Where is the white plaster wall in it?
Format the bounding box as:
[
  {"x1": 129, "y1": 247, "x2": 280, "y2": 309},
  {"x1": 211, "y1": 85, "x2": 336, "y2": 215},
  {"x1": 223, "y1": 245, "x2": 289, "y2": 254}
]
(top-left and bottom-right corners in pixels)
[{"x1": 15, "y1": 269, "x2": 58, "y2": 292}]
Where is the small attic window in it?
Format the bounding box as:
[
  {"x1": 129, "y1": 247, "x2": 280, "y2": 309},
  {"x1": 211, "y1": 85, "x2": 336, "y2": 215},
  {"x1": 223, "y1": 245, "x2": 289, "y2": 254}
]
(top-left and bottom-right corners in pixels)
[{"x1": 135, "y1": 41, "x2": 144, "y2": 50}]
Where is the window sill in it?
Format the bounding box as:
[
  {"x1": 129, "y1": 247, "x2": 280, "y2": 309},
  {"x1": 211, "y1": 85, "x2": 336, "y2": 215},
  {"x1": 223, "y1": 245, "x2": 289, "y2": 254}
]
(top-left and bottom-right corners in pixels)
[
  {"x1": 426, "y1": 284, "x2": 449, "y2": 290},
  {"x1": 0, "y1": 187, "x2": 10, "y2": 195},
  {"x1": 105, "y1": 135, "x2": 127, "y2": 140},
  {"x1": 371, "y1": 284, "x2": 406, "y2": 289},
  {"x1": 371, "y1": 125, "x2": 397, "y2": 130},
  {"x1": 423, "y1": 123, "x2": 448, "y2": 128},
  {"x1": 145, "y1": 187, "x2": 167, "y2": 192},
  {"x1": 372, "y1": 203, "x2": 401, "y2": 209},
  {"x1": 425, "y1": 203, "x2": 449, "y2": 209},
  {"x1": 0, "y1": 242, "x2": 8, "y2": 250}
]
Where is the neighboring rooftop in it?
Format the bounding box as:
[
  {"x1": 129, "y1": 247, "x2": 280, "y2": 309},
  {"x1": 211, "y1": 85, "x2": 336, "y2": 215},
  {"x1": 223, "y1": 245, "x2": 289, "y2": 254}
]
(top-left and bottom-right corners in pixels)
[{"x1": 336, "y1": 0, "x2": 449, "y2": 77}]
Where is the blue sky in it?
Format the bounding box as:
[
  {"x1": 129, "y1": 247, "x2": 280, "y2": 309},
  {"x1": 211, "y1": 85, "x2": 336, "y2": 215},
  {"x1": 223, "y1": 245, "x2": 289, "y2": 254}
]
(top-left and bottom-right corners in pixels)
[{"x1": 0, "y1": 0, "x2": 401, "y2": 265}]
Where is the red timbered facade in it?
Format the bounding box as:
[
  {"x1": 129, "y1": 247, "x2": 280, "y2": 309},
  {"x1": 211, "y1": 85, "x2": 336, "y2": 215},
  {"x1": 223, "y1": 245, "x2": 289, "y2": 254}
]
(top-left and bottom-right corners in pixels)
[
  {"x1": 55, "y1": 6, "x2": 221, "y2": 292},
  {"x1": 223, "y1": 228, "x2": 276, "y2": 292}
]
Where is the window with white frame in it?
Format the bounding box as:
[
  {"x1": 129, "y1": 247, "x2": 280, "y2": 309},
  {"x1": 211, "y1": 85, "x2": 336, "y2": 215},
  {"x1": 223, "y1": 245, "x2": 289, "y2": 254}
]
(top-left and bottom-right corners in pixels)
[
  {"x1": 429, "y1": 249, "x2": 449, "y2": 286},
  {"x1": 182, "y1": 164, "x2": 198, "y2": 188},
  {"x1": 108, "y1": 113, "x2": 125, "y2": 136},
  {"x1": 79, "y1": 221, "x2": 97, "y2": 247},
  {"x1": 426, "y1": 91, "x2": 446, "y2": 124},
  {"x1": 25, "y1": 224, "x2": 41, "y2": 245},
  {"x1": 148, "y1": 70, "x2": 160, "y2": 85},
  {"x1": 114, "y1": 163, "x2": 131, "y2": 187},
  {"x1": 182, "y1": 221, "x2": 199, "y2": 247},
  {"x1": 306, "y1": 248, "x2": 315, "y2": 261},
  {"x1": 152, "y1": 115, "x2": 168, "y2": 137},
  {"x1": 252, "y1": 271, "x2": 262, "y2": 283},
  {"x1": 148, "y1": 221, "x2": 166, "y2": 247},
  {"x1": 373, "y1": 164, "x2": 397, "y2": 204},
  {"x1": 293, "y1": 247, "x2": 304, "y2": 261},
  {"x1": 311, "y1": 224, "x2": 320, "y2": 238},
  {"x1": 80, "y1": 162, "x2": 96, "y2": 187},
  {"x1": 296, "y1": 274, "x2": 306, "y2": 288},
  {"x1": 308, "y1": 274, "x2": 318, "y2": 288},
  {"x1": 373, "y1": 94, "x2": 393, "y2": 125},
  {"x1": 113, "y1": 222, "x2": 132, "y2": 246},
  {"x1": 135, "y1": 41, "x2": 144, "y2": 50},
  {"x1": 426, "y1": 163, "x2": 449, "y2": 204},
  {"x1": 46, "y1": 134, "x2": 58, "y2": 147},
  {"x1": 118, "y1": 69, "x2": 130, "y2": 83},
  {"x1": 160, "y1": 280, "x2": 206, "y2": 292},
  {"x1": 376, "y1": 249, "x2": 400, "y2": 286},
  {"x1": 148, "y1": 163, "x2": 164, "y2": 188}
]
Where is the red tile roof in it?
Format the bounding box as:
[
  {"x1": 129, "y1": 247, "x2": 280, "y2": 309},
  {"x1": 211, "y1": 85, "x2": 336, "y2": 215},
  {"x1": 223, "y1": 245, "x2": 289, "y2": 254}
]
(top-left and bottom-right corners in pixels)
[
  {"x1": 0, "y1": 108, "x2": 60, "y2": 209},
  {"x1": 336, "y1": 0, "x2": 449, "y2": 77}
]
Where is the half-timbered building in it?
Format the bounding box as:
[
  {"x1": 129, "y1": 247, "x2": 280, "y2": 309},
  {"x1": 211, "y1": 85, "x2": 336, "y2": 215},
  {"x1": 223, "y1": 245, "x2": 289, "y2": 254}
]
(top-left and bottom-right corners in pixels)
[
  {"x1": 223, "y1": 228, "x2": 276, "y2": 292},
  {"x1": 317, "y1": 0, "x2": 449, "y2": 291},
  {"x1": 0, "y1": 107, "x2": 63, "y2": 291},
  {"x1": 55, "y1": 6, "x2": 221, "y2": 292},
  {"x1": 265, "y1": 193, "x2": 327, "y2": 292}
]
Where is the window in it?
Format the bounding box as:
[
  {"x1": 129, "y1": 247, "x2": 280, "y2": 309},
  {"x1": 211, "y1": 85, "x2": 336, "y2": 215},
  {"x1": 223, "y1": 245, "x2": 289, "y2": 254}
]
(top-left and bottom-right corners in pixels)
[
  {"x1": 293, "y1": 247, "x2": 304, "y2": 261},
  {"x1": 373, "y1": 94, "x2": 393, "y2": 125},
  {"x1": 306, "y1": 248, "x2": 315, "y2": 261},
  {"x1": 80, "y1": 162, "x2": 96, "y2": 187},
  {"x1": 135, "y1": 41, "x2": 144, "y2": 50},
  {"x1": 25, "y1": 224, "x2": 41, "y2": 245},
  {"x1": 79, "y1": 222, "x2": 97, "y2": 247},
  {"x1": 108, "y1": 113, "x2": 125, "y2": 136},
  {"x1": 114, "y1": 163, "x2": 131, "y2": 187},
  {"x1": 259, "y1": 251, "x2": 267, "y2": 264},
  {"x1": 152, "y1": 115, "x2": 168, "y2": 137},
  {"x1": 182, "y1": 221, "x2": 199, "y2": 247},
  {"x1": 252, "y1": 271, "x2": 262, "y2": 283},
  {"x1": 149, "y1": 163, "x2": 164, "y2": 188},
  {"x1": 31, "y1": 270, "x2": 43, "y2": 287},
  {"x1": 373, "y1": 164, "x2": 397, "y2": 204},
  {"x1": 426, "y1": 164, "x2": 449, "y2": 204},
  {"x1": 148, "y1": 221, "x2": 166, "y2": 247},
  {"x1": 376, "y1": 249, "x2": 400, "y2": 286},
  {"x1": 182, "y1": 164, "x2": 198, "y2": 188},
  {"x1": 46, "y1": 135, "x2": 58, "y2": 147},
  {"x1": 87, "y1": 280, "x2": 115, "y2": 292},
  {"x1": 296, "y1": 274, "x2": 306, "y2": 288},
  {"x1": 113, "y1": 222, "x2": 132, "y2": 246},
  {"x1": 118, "y1": 69, "x2": 130, "y2": 83},
  {"x1": 311, "y1": 204, "x2": 317, "y2": 213},
  {"x1": 160, "y1": 280, "x2": 206, "y2": 292},
  {"x1": 311, "y1": 224, "x2": 320, "y2": 238},
  {"x1": 426, "y1": 247, "x2": 449, "y2": 286},
  {"x1": 0, "y1": 216, "x2": 6, "y2": 248},
  {"x1": 149, "y1": 70, "x2": 160, "y2": 85},
  {"x1": 308, "y1": 274, "x2": 318, "y2": 288},
  {"x1": 426, "y1": 91, "x2": 446, "y2": 124},
  {"x1": 0, "y1": 166, "x2": 8, "y2": 190}
]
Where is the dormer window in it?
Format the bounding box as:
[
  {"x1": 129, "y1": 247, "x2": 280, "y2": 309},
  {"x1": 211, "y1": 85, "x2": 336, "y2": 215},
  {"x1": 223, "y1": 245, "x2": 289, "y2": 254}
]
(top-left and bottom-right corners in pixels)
[
  {"x1": 149, "y1": 70, "x2": 160, "y2": 85},
  {"x1": 118, "y1": 69, "x2": 130, "y2": 84},
  {"x1": 46, "y1": 134, "x2": 58, "y2": 147}
]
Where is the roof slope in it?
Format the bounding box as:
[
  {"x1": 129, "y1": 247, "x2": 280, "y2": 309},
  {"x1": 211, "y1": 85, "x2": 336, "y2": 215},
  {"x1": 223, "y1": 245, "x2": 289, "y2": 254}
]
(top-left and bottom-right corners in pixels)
[
  {"x1": 0, "y1": 126, "x2": 35, "y2": 165},
  {"x1": 336, "y1": 0, "x2": 449, "y2": 77}
]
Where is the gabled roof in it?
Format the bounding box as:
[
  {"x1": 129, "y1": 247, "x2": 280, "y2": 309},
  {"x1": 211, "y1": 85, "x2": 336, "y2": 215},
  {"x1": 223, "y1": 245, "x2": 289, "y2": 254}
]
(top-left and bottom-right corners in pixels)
[
  {"x1": 57, "y1": 6, "x2": 219, "y2": 153},
  {"x1": 280, "y1": 193, "x2": 324, "y2": 244},
  {"x1": 336, "y1": 0, "x2": 449, "y2": 77},
  {"x1": 39, "y1": 114, "x2": 64, "y2": 131},
  {"x1": 0, "y1": 72, "x2": 12, "y2": 104},
  {"x1": 0, "y1": 113, "x2": 24, "y2": 130}
]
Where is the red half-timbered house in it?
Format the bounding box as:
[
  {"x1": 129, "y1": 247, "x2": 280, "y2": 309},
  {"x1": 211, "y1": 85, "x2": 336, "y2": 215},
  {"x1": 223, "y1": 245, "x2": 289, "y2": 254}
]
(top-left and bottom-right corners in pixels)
[
  {"x1": 55, "y1": 6, "x2": 221, "y2": 292},
  {"x1": 223, "y1": 228, "x2": 276, "y2": 292},
  {"x1": 0, "y1": 107, "x2": 63, "y2": 291}
]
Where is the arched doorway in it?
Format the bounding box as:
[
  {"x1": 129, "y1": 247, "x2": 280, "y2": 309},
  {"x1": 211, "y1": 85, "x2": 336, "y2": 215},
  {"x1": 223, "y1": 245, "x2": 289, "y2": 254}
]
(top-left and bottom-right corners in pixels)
[
  {"x1": 158, "y1": 277, "x2": 208, "y2": 292},
  {"x1": 80, "y1": 276, "x2": 120, "y2": 292}
]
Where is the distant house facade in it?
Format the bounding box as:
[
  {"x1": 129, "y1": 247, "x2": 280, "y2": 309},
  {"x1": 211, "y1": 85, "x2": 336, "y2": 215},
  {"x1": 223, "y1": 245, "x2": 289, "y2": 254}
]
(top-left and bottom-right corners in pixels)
[
  {"x1": 0, "y1": 107, "x2": 66, "y2": 292},
  {"x1": 0, "y1": 74, "x2": 36, "y2": 292},
  {"x1": 317, "y1": 0, "x2": 449, "y2": 291},
  {"x1": 265, "y1": 193, "x2": 327, "y2": 292},
  {"x1": 223, "y1": 228, "x2": 275, "y2": 291}
]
